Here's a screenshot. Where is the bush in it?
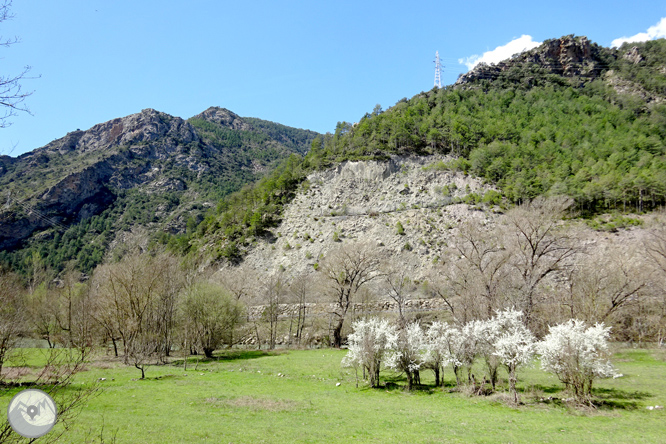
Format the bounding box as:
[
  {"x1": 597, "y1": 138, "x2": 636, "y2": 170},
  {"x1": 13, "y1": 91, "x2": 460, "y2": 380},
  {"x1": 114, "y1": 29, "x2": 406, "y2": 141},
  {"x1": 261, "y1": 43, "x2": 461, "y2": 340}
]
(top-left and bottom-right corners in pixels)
[
  {"x1": 342, "y1": 318, "x2": 398, "y2": 388},
  {"x1": 538, "y1": 319, "x2": 617, "y2": 403}
]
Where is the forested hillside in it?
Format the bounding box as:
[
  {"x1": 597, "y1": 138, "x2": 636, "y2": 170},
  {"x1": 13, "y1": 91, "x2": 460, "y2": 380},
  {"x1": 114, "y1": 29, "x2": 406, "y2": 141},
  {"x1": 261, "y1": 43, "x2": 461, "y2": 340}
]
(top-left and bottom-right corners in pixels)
[
  {"x1": 312, "y1": 37, "x2": 666, "y2": 213},
  {"x1": 0, "y1": 107, "x2": 318, "y2": 277},
  {"x1": 184, "y1": 36, "x2": 666, "y2": 264}
]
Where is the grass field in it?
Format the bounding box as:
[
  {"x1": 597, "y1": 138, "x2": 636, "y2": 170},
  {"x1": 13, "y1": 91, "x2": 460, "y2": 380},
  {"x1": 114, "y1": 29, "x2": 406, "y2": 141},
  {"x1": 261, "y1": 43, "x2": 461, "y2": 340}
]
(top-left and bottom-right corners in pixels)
[{"x1": 1, "y1": 347, "x2": 666, "y2": 443}]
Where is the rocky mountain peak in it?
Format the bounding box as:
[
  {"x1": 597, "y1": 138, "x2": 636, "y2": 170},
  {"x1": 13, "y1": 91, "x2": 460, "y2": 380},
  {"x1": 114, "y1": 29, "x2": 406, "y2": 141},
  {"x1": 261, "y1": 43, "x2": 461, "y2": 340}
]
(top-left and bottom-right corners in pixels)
[
  {"x1": 191, "y1": 107, "x2": 251, "y2": 131},
  {"x1": 40, "y1": 109, "x2": 198, "y2": 156},
  {"x1": 456, "y1": 35, "x2": 609, "y2": 86}
]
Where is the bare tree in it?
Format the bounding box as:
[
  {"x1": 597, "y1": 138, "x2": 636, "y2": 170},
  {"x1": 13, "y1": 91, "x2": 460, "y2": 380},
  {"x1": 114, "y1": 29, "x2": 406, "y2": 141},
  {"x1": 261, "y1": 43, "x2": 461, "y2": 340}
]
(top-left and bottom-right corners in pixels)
[
  {"x1": 215, "y1": 266, "x2": 256, "y2": 301},
  {"x1": 319, "y1": 243, "x2": 381, "y2": 348},
  {"x1": 124, "y1": 329, "x2": 160, "y2": 379},
  {"x1": 0, "y1": 272, "x2": 98, "y2": 442},
  {"x1": 27, "y1": 282, "x2": 60, "y2": 348},
  {"x1": 0, "y1": 268, "x2": 24, "y2": 378},
  {"x1": 89, "y1": 272, "x2": 122, "y2": 356},
  {"x1": 260, "y1": 272, "x2": 289, "y2": 350},
  {"x1": 62, "y1": 272, "x2": 97, "y2": 356},
  {"x1": 563, "y1": 246, "x2": 646, "y2": 325},
  {"x1": 503, "y1": 196, "x2": 579, "y2": 330},
  {"x1": 380, "y1": 258, "x2": 416, "y2": 327},
  {"x1": 0, "y1": 1, "x2": 34, "y2": 128},
  {"x1": 91, "y1": 251, "x2": 184, "y2": 375},
  {"x1": 442, "y1": 220, "x2": 511, "y2": 321},
  {"x1": 289, "y1": 274, "x2": 310, "y2": 346},
  {"x1": 644, "y1": 217, "x2": 666, "y2": 344},
  {"x1": 27, "y1": 269, "x2": 96, "y2": 353}
]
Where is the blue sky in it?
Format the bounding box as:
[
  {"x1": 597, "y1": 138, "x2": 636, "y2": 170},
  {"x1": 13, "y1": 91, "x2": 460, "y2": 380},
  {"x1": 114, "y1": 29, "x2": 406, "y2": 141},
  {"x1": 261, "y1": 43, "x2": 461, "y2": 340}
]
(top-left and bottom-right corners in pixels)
[{"x1": 2, "y1": 0, "x2": 666, "y2": 156}]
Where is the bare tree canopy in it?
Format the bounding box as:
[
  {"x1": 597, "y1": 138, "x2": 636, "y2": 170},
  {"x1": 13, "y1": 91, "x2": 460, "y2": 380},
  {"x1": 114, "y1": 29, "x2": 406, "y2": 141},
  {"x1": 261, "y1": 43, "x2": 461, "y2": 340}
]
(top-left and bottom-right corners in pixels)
[
  {"x1": 503, "y1": 196, "x2": 578, "y2": 330},
  {"x1": 319, "y1": 242, "x2": 381, "y2": 347},
  {"x1": 0, "y1": 1, "x2": 34, "y2": 128}
]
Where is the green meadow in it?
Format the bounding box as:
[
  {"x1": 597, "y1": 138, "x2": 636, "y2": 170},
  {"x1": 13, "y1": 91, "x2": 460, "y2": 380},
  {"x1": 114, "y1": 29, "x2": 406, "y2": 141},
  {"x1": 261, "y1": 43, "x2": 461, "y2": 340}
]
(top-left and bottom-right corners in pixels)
[{"x1": 2, "y1": 347, "x2": 666, "y2": 443}]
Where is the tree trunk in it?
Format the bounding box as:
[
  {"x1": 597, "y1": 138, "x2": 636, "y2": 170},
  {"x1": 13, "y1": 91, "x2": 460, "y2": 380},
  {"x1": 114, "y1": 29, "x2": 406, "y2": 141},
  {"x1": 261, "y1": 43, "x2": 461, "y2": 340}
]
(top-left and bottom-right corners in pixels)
[
  {"x1": 434, "y1": 366, "x2": 440, "y2": 387},
  {"x1": 489, "y1": 365, "x2": 498, "y2": 391},
  {"x1": 254, "y1": 322, "x2": 261, "y2": 350},
  {"x1": 332, "y1": 317, "x2": 345, "y2": 348},
  {"x1": 509, "y1": 366, "x2": 518, "y2": 404},
  {"x1": 111, "y1": 337, "x2": 118, "y2": 357}
]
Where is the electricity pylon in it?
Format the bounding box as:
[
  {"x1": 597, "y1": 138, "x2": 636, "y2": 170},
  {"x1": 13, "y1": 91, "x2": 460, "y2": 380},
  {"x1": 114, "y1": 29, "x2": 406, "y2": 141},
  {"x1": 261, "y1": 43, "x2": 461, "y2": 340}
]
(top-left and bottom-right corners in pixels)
[{"x1": 434, "y1": 51, "x2": 444, "y2": 88}]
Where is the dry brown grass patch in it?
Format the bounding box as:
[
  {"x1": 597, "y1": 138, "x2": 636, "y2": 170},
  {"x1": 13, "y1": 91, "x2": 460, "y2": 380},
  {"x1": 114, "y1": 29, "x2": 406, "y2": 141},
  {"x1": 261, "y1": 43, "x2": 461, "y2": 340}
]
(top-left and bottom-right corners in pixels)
[{"x1": 1, "y1": 367, "x2": 33, "y2": 380}]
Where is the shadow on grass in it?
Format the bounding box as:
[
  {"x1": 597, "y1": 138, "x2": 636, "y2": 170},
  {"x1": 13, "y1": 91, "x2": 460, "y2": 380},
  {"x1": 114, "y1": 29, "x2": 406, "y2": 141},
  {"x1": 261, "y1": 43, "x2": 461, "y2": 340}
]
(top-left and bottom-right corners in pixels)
[
  {"x1": 591, "y1": 387, "x2": 652, "y2": 410},
  {"x1": 375, "y1": 375, "x2": 439, "y2": 394},
  {"x1": 592, "y1": 387, "x2": 652, "y2": 400},
  {"x1": 528, "y1": 386, "x2": 652, "y2": 411},
  {"x1": 170, "y1": 350, "x2": 282, "y2": 366},
  {"x1": 528, "y1": 383, "x2": 562, "y2": 395}
]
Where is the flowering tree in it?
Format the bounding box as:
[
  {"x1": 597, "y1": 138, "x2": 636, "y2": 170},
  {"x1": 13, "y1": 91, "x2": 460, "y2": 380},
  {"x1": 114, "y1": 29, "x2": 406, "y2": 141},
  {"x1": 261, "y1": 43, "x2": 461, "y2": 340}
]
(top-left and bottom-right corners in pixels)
[
  {"x1": 458, "y1": 322, "x2": 481, "y2": 384},
  {"x1": 473, "y1": 309, "x2": 529, "y2": 391},
  {"x1": 385, "y1": 322, "x2": 429, "y2": 390},
  {"x1": 492, "y1": 310, "x2": 535, "y2": 403},
  {"x1": 538, "y1": 319, "x2": 617, "y2": 402},
  {"x1": 428, "y1": 322, "x2": 477, "y2": 386},
  {"x1": 342, "y1": 318, "x2": 397, "y2": 388},
  {"x1": 470, "y1": 318, "x2": 500, "y2": 390},
  {"x1": 424, "y1": 321, "x2": 453, "y2": 386}
]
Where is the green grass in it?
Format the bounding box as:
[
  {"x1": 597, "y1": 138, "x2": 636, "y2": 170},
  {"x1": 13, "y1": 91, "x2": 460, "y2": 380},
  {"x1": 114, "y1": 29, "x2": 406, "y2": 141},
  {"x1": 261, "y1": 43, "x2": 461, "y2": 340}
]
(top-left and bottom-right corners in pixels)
[{"x1": 1, "y1": 347, "x2": 665, "y2": 443}]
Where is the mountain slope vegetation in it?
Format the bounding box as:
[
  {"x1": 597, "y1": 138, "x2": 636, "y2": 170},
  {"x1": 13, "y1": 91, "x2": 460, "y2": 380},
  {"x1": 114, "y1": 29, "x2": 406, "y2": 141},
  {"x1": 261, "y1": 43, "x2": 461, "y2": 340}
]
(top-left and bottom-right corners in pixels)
[
  {"x1": 186, "y1": 36, "x2": 666, "y2": 264},
  {"x1": 313, "y1": 37, "x2": 666, "y2": 213},
  {"x1": 0, "y1": 107, "x2": 318, "y2": 276}
]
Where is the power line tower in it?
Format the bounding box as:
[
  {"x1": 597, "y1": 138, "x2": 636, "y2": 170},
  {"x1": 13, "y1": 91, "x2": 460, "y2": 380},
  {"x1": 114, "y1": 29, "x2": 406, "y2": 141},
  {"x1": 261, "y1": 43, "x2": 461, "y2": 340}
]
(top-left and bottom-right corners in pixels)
[{"x1": 434, "y1": 51, "x2": 444, "y2": 88}]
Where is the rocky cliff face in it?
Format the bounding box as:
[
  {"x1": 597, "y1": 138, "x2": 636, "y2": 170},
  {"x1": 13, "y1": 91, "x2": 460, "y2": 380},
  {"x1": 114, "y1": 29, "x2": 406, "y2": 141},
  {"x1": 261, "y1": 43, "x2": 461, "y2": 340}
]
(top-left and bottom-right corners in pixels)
[
  {"x1": 242, "y1": 155, "x2": 498, "y2": 280},
  {"x1": 456, "y1": 35, "x2": 611, "y2": 86},
  {"x1": 40, "y1": 108, "x2": 199, "y2": 155},
  {"x1": 0, "y1": 109, "x2": 201, "y2": 250}
]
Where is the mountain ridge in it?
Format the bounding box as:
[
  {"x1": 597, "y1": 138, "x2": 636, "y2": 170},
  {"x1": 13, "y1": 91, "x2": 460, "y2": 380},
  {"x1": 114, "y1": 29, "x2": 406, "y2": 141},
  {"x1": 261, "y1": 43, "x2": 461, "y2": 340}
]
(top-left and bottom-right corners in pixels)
[{"x1": 0, "y1": 106, "x2": 319, "y2": 274}]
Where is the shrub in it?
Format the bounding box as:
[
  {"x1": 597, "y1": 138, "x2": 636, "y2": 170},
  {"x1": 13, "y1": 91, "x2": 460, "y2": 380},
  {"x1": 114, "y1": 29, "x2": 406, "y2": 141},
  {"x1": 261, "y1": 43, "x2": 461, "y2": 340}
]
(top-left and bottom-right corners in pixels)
[
  {"x1": 342, "y1": 318, "x2": 398, "y2": 388},
  {"x1": 538, "y1": 319, "x2": 617, "y2": 403},
  {"x1": 385, "y1": 322, "x2": 429, "y2": 390}
]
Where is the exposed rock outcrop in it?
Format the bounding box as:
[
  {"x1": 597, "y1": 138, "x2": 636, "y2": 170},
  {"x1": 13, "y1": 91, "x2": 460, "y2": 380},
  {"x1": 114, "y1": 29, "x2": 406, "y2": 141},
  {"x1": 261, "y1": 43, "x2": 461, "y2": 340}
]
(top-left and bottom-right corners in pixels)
[
  {"x1": 191, "y1": 107, "x2": 252, "y2": 131},
  {"x1": 242, "y1": 155, "x2": 498, "y2": 279},
  {"x1": 41, "y1": 108, "x2": 199, "y2": 155},
  {"x1": 456, "y1": 35, "x2": 610, "y2": 86}
]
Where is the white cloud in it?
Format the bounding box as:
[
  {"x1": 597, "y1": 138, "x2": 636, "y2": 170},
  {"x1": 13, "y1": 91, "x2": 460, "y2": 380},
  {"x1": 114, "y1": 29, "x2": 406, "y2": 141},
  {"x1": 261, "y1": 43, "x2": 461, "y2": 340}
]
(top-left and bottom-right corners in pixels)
[
  {"x1": 611, "y1": 17, "x2": 666, "y2": 48},
  {"x1": 458, "y1": 35, "x2": 542, "y2": 71}
]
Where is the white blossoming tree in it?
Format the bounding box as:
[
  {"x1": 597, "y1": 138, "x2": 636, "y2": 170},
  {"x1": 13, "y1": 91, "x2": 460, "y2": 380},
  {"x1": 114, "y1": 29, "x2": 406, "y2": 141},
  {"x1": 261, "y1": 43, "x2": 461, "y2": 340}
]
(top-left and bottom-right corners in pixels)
[
  {"x1": 538, "y1": 319, "x2": 617, "y2": 402},
  {"x1": 342, "y1": 318, "x2": 398, "y2": 388},
  {"x1": 424, "y1": 321, "x2": 453, "y2": 386},
  {"x1": 385, "y1": 322, "x2": 429, "y2": 390},
  {"x1": 470, "y1": 318, "x2": 501, "y2": 390},
  {"x1": 473, "y1": 308, "x2": 534, "y2": 390},
  {"x1": 492, "y1": 310, "x2": 536, "y2": 403},
  {"x1": 428, "y1": 322, "x2": 477, "y2": 386}
]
